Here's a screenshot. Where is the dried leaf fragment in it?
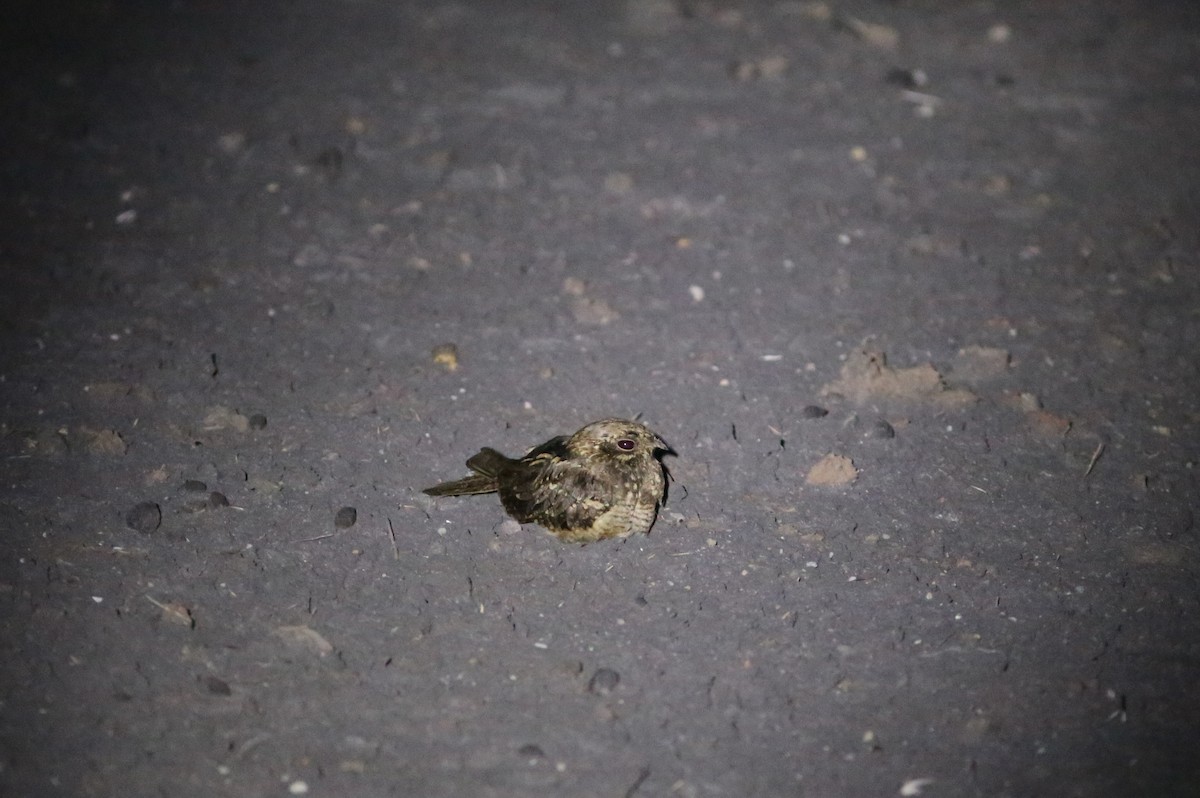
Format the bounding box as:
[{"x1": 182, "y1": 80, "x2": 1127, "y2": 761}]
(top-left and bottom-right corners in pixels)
[
  {"x1": 79, "y1": 427, "x2": 128, "y2": 456},
  {"x1": 953, "y1": 346, "x2": 1011, "y2": 382},
  {"x1": 203, "y1": 405, "x2": 250, "y2": 432},
  {"x1": 820, "y1": 349, "x2": 976, "y2": 407},
  {"x1": 146, "y1": 595, "x2": 196, "y2": 628},
  {"x1": 571, "y1": 296, "x2": 620, "y2": 325},
  {"x1": 840, "y1": 16, "x2": 899, "y2": 49},
  {"x1": 730, "y1": 55, "x2": 789, "y2": 81},
  {"x1": 431, "y1": 343, "x2": 459, "y2": 371},
  {"x1": 562, "y1": 278, "x2": 620, "y2": 325},
  {"x1": 806, "y1": 454, "x2": 859, "y2": 486},
  {"x1": 273, "y1": 625, "x2": 334, "y2": 656}
]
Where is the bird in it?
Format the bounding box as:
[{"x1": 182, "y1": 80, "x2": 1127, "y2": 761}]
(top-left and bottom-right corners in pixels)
[{"x1": 422, "y1": 418, "x2": 673, "y2": 543}]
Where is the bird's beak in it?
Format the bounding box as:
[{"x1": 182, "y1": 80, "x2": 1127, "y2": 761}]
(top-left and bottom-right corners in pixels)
[{"x1": 654, "y1": 434, "x2": 676, "y2": 457}]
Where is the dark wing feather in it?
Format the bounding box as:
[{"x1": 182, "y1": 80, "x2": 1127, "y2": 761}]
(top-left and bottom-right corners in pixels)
[
  {"x1": 516, "y1": 436, "x2": 570, "y2": 461},
  {"x1": 499, "y1": 450, "x2": 615, "y2": 530},
  {"x1": 465, "y1": 447, "x2": 511, "y2": 477},
  {"x1": 504, "y1": 436, "x2": 571, "y2": 505}
]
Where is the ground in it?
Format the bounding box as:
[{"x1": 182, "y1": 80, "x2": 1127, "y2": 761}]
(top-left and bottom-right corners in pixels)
[{"x1": 2, "y1": 1, "x2": 1198, "y2": 796}]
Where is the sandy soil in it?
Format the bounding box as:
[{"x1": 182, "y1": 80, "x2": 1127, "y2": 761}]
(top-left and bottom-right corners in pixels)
[{"x1": 2, "y1": 1, "x2": 1198, "y2": 796}]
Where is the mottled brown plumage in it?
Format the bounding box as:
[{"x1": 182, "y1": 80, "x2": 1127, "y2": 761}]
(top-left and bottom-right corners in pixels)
[{"x1": 422, "y1": 418, "x2": 673, "y2": 543}]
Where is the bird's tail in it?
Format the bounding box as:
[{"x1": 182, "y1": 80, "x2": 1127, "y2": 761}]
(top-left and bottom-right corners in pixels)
[
  {"x1": 421, "y1": 447, "x2": 510, "y2": 496},
  {"x1": 422, "y1": 474, "x2": 497, "y2": 496}
]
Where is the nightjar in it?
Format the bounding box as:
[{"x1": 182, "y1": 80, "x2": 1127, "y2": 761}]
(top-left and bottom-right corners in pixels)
[{"x1": 422, "y1": 418, "x2": 673, "y2": 543}]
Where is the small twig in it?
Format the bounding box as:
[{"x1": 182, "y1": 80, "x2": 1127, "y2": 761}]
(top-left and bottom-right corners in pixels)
[
  {"x1": 294, "y1": 533, "x2": 334, "y2": 543},
  {"x1": 387, "y1": 517, "x2": 400, "y2": 560},
  {"x1": 229, "y1": 732, "x2": 273, "y2": 762},
  {"x1": 1084, "y1": 441, "x2": 1106, "y2": 477},
  {"x1": 900, "y1": 89, "x2": 943, "y2": 107},
  {"x1": 624, "y1": 766, "x2": 651, "y2": 798}
]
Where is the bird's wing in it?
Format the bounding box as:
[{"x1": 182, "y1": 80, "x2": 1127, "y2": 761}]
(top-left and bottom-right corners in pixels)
[
  {"x1": 516, "y1": 436, "x2": 570, "y2": 461},
  {"x1": 501, "y1": 446, "x2": 614, "y2": 529}
]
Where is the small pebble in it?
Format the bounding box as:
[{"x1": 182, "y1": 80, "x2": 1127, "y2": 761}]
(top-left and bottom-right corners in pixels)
[
  {"x1": 987, "y1": 22, "x2": 1012, "y2": 44},
  {"x1": 125, "y1": 502, "x2": 162, "y2": 534},
  {"x1": 314, "y1": 146, "x2": 343, "y2": 176},
  {"x1": 872, "y1": 419, "x2": 896, "y2": 439},
  {"x1": 334, "y1": 506, "x2": 358, "y2": 528},
  {"x1": 884, "y1": 67, "x2": 928, "y2": 89},
  {"x1": 801, "y1": 405, "x2": 829, "y2": 419},
  {"x1": 587, "y1": 668, "x2": 620, "y2": 695},
  {"x1": 216, "y1": 131, "x2": 246, "y2": 154},
  {"x1": 248, "y1": 414, "x2": 268, "y2": 430},
  {"x1": 517, "y1": 743, "x2": 545, "y2": 758},
  {"x1": 205, "y1": 676, "x2": 232, "y2": 696},
  {"x1": 182, "y1": 479, "x2": 208, "y2": 492},
  {"x1": 603, "y1": 171, "x2": 634, "y2": 194},
  {"x1": 209, "y1": 491, "x2": 230, "y2": 508},
  {"x1": 182, "y1": 499, "x2": 210, "y2": 514}
]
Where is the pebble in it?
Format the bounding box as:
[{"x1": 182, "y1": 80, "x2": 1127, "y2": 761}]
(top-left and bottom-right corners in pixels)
[
  {"x1": 292, "y1": 241, "x2": 329, "y2": 267},
  {"x1": 209, "y1": 491, "x2": 230, "y2": 508},
  {"x1": 248, "y1": 414, "x2": 268, "y2": 430},
  {"x1": 587, "y1": 668, "x2": 620, "y2": 695},
  {"x1": 182, "y1": 479, "x2": 208, "y2": 493},
  {"x1": 205, "y1": 676, "x2": 232, "y2": 696},
  {"x1": 885, "y1": 67, "x2": 928, "y2": 89},
  {"x1": 182, "y1": 499, "x2": 210, "y2": 514},
  {"x1": 517, "y1": 743, "x2": 545, "y2": 758},
  {"x1": 872, "y1": 419, "x2": 896, "y2": 439},
  {"x1": 125, "y1": 502, "x2": 162, "y2": 534},
  {"x1": 334, "y1": 506, "x2": 357, "y2": 528},
  {"x1": 801, "y1": 405, "x2": 829, "y2": 419}
]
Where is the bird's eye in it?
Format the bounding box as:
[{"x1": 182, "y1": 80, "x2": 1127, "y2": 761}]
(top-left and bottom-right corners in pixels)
[{"x1": 617, "y1": 439, "x2": 636, "y2": 451}]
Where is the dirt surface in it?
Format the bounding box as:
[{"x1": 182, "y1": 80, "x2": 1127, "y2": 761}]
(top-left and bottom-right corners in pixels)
[{"x1": 2, "y1": 1, "x2": 1199, "y2": 796}]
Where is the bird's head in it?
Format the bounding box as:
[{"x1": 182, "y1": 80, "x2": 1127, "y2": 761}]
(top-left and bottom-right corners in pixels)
[{"x1": 569, "y1": 418, "x2": 673, "y2": 461}]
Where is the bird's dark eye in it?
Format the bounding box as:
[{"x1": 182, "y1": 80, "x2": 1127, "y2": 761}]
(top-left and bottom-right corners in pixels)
[{"x1": 617, "y1": 439, "x2": 636, "y2": 451}]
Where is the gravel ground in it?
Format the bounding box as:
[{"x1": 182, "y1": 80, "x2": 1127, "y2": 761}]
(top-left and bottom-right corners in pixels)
[{"x1": 2, "y1": 1, "x2": 1198, "y2": 796}]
